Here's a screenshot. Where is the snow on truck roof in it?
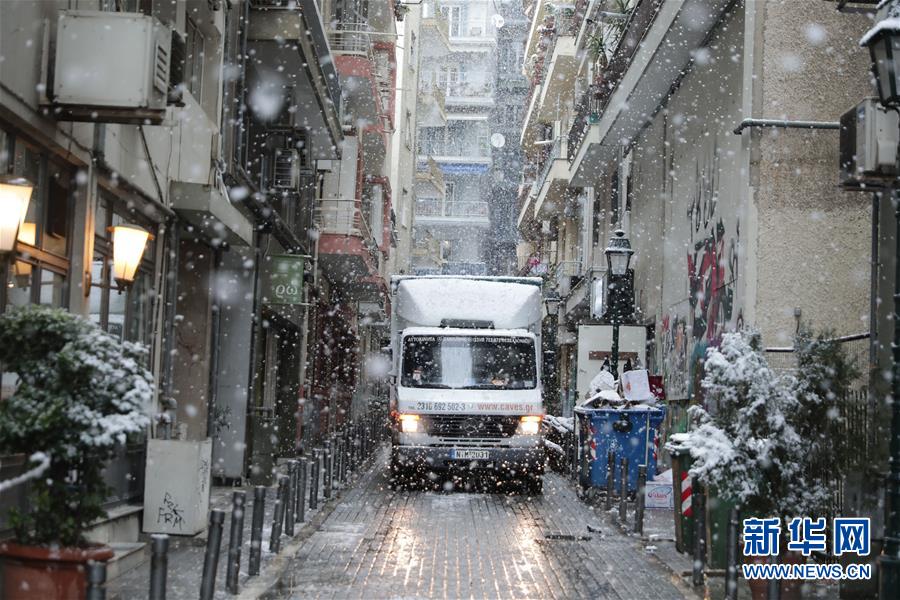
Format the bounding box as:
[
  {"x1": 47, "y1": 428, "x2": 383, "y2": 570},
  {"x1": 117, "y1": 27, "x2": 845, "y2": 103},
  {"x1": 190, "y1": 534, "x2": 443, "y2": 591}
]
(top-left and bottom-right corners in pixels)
[
  {"x1": 402, "y1": 327, "x2": 536, "y2": 339},
  {"x1": 393, "y1": 277, "x2": 543, "y2": 330}
]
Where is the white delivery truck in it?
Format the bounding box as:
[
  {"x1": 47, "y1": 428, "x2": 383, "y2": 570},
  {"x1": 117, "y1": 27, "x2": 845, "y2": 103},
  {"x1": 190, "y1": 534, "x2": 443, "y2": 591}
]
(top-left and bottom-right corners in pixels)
[{"x1": 389, "y1": 276, "x2": 546, "y2": 493}]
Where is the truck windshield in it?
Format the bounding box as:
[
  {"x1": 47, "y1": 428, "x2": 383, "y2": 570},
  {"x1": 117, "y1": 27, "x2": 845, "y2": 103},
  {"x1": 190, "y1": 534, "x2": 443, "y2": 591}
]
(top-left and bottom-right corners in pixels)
[{"x1": 401, "y1": 335, "x2": 537, "y2": 390}]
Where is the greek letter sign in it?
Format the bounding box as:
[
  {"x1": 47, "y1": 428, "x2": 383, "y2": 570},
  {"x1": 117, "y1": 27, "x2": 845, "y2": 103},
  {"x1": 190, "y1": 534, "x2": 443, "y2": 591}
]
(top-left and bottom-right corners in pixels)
[{"x1": 267, "y1": 254, "x2": 304, "y2": 305}]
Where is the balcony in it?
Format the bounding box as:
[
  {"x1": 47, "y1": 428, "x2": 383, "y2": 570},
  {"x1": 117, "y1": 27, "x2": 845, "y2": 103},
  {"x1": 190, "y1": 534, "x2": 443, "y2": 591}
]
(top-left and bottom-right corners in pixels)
[
  {"x1": 415, "y1": 157, "x2": 446, "y2": 197},
  {"x1": 328, "y1": 24, "x2": 392, "y2": 132},
  {"x1": 415, "y1": 199, "x2": 490, "y2": 226},
  {"x1": 417, "y1": 84, "x2": 447, "y2": 127},
  {"x1": 568, "y1": 0, "x2": 733, "y2": 185},
  {"x1": 422, "y1": 2, "x2": 451, "y2": 49},
  {"x1": 444, "y1": 81, "x2": 495, "y2": 108},
  {"x1": 247, "y1": 0, "x2": 342, "y2": 158},
  {"x1": 554, "y1": 260, "x2": 584, "y2": 297},
  {"x1": 316, "y1": 198, "x2": 380, "y2": 284},
  {"x1": 532, "y1": 138, "x2": 571, "y2": 219}
]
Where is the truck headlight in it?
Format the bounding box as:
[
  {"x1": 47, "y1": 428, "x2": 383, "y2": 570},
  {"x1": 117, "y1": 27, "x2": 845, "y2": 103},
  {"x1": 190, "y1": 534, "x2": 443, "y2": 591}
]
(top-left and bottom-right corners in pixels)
[
  {"x1": 518, "y1": 415, "x2": 542, "y2": 435},
  {"x1": 399, "y1": 413, "x2": 420, "y2": 433}
]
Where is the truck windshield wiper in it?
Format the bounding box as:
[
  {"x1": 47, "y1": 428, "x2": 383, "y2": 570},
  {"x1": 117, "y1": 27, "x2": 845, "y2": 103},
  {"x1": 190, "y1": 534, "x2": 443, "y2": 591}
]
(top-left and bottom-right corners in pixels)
[
  {"x1": 413, "y1": 383, "x2": 453, "y2": 389},
  {"x1": 459, "y1": 384, "x2": 509, "y2": 390}
]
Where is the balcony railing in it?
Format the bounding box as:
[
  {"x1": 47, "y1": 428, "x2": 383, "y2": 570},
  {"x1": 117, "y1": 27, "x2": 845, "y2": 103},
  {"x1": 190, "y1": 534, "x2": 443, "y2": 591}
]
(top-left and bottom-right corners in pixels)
[
  {"x1": 315, "y1": 198, "x2": 374, "y2": 243},
  {"x1": 535, "y1": 138, "x2": 563, "y2": 190},
  {"x1": 418, "y1": 140, "x2": 491, "y2": 159},
  {"x1": 416, "y1": 157, "x2": 446, "y2": 193},
  {"x1": 567, "y1": 0, "x2": 660, "y2": 162},
  {"x1": 445, "y1": 81, "x2": 494, "y2": 100},
  {"x1": 415, "y1": 200, "x2": 489, "y2": 219},
  {"x1": 328, "y1": 23, "x2": 373, "y2": 57}
]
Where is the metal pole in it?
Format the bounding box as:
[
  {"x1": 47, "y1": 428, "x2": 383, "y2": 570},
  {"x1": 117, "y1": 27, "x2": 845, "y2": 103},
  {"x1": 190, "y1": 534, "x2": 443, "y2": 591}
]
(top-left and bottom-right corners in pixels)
[
  {"x1": 605, "y1": 450, "x2": 615, "y2": 510},
  {"x1": 225, "y1": 491, "x2": 246, "y2": 595},
  {"x1": 692, "y1": 486, "x2": 706, "y2": 588},
  {"x1": 309, "y1": 455, "x2": 319, "y2": 510},
  {"x1": 618, "y1": 457, "x2": 628, "y2": 522},
  {"x1": 297, "y1": 459, "x2": 307, "y2": 523},
  {"x1": 85, "y1": 561, "x2": 106, "y2": 600},
  {"x1": 149, "y1": 534, "x2": 169, "y2": 600},
  {"x1": 269, "y1": 476, "x2": 287, "y2": 553},
  {"x1": 634, "y1": 465, "x2": 646, "y2": 535},
  {"x1": 725, "y1": 506, "x2": 740, "y2": 600},
  {"x1": 323, "y1": 440, "x2": 333, "y2": 499},
  {"x1": 767, "y1": 555, "x2": 781, "y2": 600},
  {"x1": 880, "y1": 184, "x2": 900, "y2": 600},
  {"x1": 611, "y1": 322, "x2": 620, "y2": 380},
  {"x1": 248, "y1": 486, "x2": 265, "y2": 576},
  {"x1": 199, "y1": 509, "x2": 225, "y2": 600},
  {"x1": 285, "y1": 462, "x2": 296, "y2": 537}
]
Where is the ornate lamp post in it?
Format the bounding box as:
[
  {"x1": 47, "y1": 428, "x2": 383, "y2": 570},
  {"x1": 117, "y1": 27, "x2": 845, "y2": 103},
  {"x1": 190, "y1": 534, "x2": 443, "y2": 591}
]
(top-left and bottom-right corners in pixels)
[
  {"x1": 543, "y1": 288, "x2": 561, "y2": 415},
  {"x1": 861, "y1": 3, "x2": 900, "y2": 594},
  {"x1": 604, "y1": 229, "x2": 635, "y2": 380}
]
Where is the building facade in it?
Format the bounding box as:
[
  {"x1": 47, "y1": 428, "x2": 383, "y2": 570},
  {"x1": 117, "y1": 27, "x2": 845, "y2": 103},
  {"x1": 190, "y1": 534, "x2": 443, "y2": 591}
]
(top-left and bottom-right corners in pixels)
[{"x1": 0, "y1": 0, "x2": 411, "y2": 538}]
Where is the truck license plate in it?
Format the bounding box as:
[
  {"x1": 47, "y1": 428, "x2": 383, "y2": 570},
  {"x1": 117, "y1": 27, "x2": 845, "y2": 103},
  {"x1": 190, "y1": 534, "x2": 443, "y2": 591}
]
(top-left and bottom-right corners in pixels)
[{"x1": 453, "y1": 449, "x2": 489, "y2": 460}]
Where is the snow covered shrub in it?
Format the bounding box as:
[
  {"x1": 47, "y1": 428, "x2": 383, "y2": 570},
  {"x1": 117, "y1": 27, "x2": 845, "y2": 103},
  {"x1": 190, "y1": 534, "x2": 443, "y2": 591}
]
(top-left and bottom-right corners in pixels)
[
  {"x1": 671, "y1": 331, "x2": 805, "y2": 518},
  {"x1": 0, "y1": 306, "x2": 152, "y2": 547}
]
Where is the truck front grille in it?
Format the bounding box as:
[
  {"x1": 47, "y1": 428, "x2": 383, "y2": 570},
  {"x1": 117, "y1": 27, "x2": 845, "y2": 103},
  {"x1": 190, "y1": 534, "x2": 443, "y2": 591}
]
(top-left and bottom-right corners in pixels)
[{"x1": 424, "y1": 415, "x2": 519, "y2": 439}]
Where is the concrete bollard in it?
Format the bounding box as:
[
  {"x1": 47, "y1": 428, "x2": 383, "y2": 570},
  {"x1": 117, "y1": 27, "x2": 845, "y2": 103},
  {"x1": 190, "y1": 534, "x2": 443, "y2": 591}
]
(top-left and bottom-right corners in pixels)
[
  {"x1": 199, "y1": 509, "x2": 225, "y2": 600},
  {"x1": 248, "y1": 486, "x2": 266, "y2": 576},
  {"x1": 309, "y1": 455, "x2": 319, "y2": 510},
  {"x1": 149, "y1": 534, "x2": 169, "y2": 600},
  {"x1": 692, "y1": 486, "x2": 707, "y2": 588},
  {"x1": 605, "y1": 451, "x2": 616, "y2": 510},
  {"x1": 85, "y1": 561, "x2": 106, "y2": 600},
  {"x1": 269, "y1": 476, "x2": 287, "y2": 553},
  {"x1": 618, "y1": 457, "x2": 628, "y2": 522},
  {"x1": 726, "y1": 507, "x2": 740, "y2": 600},
  {"x1": 285, "y1": 462, "x2": 296, "y2": 537},
  {"x1": 634, "y1": 465, "x2": 647, "y2": 535},
  {"x1": 323, "y1": 440, "x2": 333, "y2": 499},
  {"x1": 226, "y1": 491, "x2": 246, "y2": 595}
]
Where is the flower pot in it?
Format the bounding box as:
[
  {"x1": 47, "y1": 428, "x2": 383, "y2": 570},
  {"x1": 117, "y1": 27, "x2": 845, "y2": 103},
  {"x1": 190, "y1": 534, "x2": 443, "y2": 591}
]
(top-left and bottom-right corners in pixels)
[{"x1": 0, "y1": 542, "x2": 113, "y2": 600}]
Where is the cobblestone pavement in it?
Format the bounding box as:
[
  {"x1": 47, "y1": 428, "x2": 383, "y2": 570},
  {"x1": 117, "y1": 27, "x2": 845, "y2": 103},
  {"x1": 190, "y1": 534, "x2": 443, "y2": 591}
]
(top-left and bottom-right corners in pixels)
[{"x1": 269, "y1": 449, "x2": 695, "y2": 599}]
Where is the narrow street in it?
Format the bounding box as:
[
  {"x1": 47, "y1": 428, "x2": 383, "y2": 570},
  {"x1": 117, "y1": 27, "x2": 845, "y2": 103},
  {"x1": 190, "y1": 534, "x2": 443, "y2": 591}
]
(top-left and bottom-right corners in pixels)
[{"x1": 268, "y1": 449, "x2": 692, "y2": 600}]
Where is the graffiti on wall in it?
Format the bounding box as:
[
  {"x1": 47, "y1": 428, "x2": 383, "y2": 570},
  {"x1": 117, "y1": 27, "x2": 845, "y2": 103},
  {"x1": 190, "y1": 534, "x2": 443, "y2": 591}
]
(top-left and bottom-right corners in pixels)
[{"x1": 661, "y1": 136, "x2": 743, "y2": 403}]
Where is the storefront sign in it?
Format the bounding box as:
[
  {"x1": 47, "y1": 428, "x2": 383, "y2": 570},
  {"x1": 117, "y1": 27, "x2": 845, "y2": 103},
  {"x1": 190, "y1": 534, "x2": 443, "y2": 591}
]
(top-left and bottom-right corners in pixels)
[{"x1": 267, "y1": 254, "x2": 304, "y2": 305}]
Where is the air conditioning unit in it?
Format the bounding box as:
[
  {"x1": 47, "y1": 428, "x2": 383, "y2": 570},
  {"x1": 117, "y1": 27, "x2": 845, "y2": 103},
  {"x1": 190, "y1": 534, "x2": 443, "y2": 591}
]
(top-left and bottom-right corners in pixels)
[
  {"x1": 839, "y1": 98, "x2": 899, "y2": 189},
  {"x1": 272, "y1": 149, "x2": 301, "y2": 190},
  {"x1": 48, "y1": 11, "x2": 171, "y2": 125}
]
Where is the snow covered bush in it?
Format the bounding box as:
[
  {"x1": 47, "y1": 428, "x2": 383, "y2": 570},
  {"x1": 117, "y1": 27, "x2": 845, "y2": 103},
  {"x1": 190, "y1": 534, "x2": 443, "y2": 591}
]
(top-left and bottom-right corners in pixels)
[
  {"x1": 0, "y1": 306, "x2": 152, "y2": 547},
  {"x1": 669, "y1": 331, "x2": 805, "y2": 518}
]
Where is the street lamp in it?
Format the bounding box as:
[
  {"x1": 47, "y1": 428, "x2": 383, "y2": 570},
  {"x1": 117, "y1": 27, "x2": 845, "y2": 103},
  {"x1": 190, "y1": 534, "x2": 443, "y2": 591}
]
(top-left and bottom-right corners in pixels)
[
  {"x1": 604, "y1": 229, "x2": 634, "y2": 380},
  {"x1": 543, "y1": 288, "x2": 561, "y2": 415},
  {"x1": 861, "y1": 3, "x2": 900, "y2": 594},
  {"x1": 109, "y1": 225, "x2": 153, "y2": 291},
  {"x1": 0, "y1": 177, "x2": 33, "y2": 259}
]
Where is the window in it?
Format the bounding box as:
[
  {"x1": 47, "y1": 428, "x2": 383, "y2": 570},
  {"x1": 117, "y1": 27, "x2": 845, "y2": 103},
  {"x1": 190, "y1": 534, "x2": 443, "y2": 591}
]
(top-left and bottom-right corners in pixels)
[
  {"x1": 444, "y1": 180, "x2": 455, "y2": 203},
  {"x1": 441, "y1": 5, "x2": 468, "y2": 38},
  {"x1": 185, "y1": 17, "x2": 204, "y2": 102}
]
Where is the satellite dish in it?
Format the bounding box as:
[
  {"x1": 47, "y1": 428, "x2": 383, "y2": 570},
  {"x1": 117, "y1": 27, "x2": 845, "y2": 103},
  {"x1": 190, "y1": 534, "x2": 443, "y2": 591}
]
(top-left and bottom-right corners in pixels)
[
  {"x1": 490, "y1": 133, "x2": 506, "y2": 148},
  {"x1": 492, "y1": 14, "x2": 505, "y2": 29}
]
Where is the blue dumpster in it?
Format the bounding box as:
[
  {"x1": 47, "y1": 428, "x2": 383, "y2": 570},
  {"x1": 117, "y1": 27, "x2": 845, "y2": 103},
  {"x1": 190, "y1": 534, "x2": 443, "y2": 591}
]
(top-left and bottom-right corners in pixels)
[{"x1": 576, "y1": 406, "x2": 666, "y2": 493}]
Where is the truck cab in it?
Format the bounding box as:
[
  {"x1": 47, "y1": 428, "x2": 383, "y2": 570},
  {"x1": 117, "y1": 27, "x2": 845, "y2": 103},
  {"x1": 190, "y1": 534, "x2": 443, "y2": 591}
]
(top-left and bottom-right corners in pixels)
[{"x1": 389, "y1": 276, "x2": 545, "y2": 493}]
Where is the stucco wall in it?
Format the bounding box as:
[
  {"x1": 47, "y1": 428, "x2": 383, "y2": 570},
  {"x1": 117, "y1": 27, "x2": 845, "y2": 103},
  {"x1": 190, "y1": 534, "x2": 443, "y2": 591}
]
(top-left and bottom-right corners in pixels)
[{"x1": 752, "y1": 0, "x2": 872, "y2": 345}]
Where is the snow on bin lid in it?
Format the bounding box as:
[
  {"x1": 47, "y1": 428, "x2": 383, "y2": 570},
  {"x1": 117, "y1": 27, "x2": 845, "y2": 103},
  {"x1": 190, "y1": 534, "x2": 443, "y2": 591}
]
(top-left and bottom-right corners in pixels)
[{"x1": 394, "y1": 277, "x2": 543, "y2": 329}]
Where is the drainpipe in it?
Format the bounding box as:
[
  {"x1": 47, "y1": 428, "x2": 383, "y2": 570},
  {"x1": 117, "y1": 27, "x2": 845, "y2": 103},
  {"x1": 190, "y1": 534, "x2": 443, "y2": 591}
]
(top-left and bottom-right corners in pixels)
[{"x1": 732, "y1": 118, "x2": 840, "y2": 135}]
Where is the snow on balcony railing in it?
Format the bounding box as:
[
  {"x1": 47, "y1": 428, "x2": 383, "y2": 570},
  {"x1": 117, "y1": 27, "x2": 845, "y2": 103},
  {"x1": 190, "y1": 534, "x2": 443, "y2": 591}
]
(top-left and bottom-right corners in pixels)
[
  {"x1": 534, "y1": 137, "x2": 563, "y2": 191},
  {"x1": 315, "y1": 198, "x2": 374, "y2": 243},
  {"x1": 328, "y1": 23, "x2": 374, "y2": 58}
]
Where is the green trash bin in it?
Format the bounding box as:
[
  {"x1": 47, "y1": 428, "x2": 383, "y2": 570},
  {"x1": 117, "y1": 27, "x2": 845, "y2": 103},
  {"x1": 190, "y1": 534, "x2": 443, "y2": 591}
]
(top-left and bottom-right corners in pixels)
[
  {"x1": 668, "y1": 436, "x2": 694, "y2": 555},
  {"x1": 705, "y1": 486, "x2": 736, "y2": 570}
]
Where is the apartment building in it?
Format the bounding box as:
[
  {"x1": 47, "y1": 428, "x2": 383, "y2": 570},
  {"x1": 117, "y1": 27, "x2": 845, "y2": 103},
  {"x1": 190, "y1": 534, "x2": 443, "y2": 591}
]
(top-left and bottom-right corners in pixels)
[
  {"x1": 412, "y1": 0, "x2": 499, "y2": 275},
  {"x1": 0, "y1": 0, "x2": 408, "y2": 541}
]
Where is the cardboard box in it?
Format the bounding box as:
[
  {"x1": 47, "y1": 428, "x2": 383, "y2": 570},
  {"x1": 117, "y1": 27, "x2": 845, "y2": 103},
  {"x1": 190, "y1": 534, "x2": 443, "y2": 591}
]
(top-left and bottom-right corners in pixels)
[{"x1": 645, "y1": 482, "x2": 674, "y2": 509}]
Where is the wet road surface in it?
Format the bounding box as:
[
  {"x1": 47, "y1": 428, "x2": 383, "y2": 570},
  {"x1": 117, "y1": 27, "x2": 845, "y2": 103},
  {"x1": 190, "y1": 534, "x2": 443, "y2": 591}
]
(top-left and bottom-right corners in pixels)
[{"x1": 269, "y1": 449, "x2": 693, "y2": 599}]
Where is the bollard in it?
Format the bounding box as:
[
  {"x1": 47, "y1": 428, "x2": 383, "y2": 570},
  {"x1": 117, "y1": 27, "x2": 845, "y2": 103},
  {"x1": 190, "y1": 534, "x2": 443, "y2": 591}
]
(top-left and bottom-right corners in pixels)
[
  {"x1": 248, "y1": 486, "x2": 266, "y2": 576},
  {"x1": 767, "y1": 555, "x2": 781, "y2": 600},
  {"x1": 309, "y1": 455, "x2": 319, "y2": 510},
  {"x1": 285, "y1": 462, "x2": 296, "y2": 537},
  {"x1": 291, "y1": 459, "x2": 301, "y2": 519},
  {"x1": 297, "y1": 459, "x2": 307, "y2": 523},
  {"x1": 269, "y1": 476, "x2": 287, "y2": 553},
  {"x1": 725, "y1": 507, "x2": 740, "y2": 600},
  {"x1": 634, "y1": 465, "x2": 647, "y2": 535},
  {"x1": 692, "y1": 486, "x2": 707, "y2": 588},
  {"x1": 323, "y1": 440, "x2": 333, "y2": 499},
  {"x1": 605, "y1": 450, "x2": 616, "y2": 510},
  {"x1": 149, "y1": 534, "x2": 169, "y2": 600},
  {"x1": 85, "y1": 561, "x2": 106, "y2": 600},
  {"x1": 226, "y1": 490, "x2": 246, "y2": 595},
  {"x1": 199, "y1": 509, "x2": 225, "y2": 600},
  {"x1": 334, "y1": 437, "x2": 343, "y2": 486},
  {"x1": 618, "y1": 457, "x2": 628, "y2": 522}
]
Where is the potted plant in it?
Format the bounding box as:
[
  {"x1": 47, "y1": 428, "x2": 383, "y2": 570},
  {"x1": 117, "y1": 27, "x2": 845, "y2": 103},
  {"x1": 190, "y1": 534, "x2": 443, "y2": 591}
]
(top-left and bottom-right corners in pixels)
[{"x1": 0, "y1": 306, "x2": 152, "y2": 600}]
